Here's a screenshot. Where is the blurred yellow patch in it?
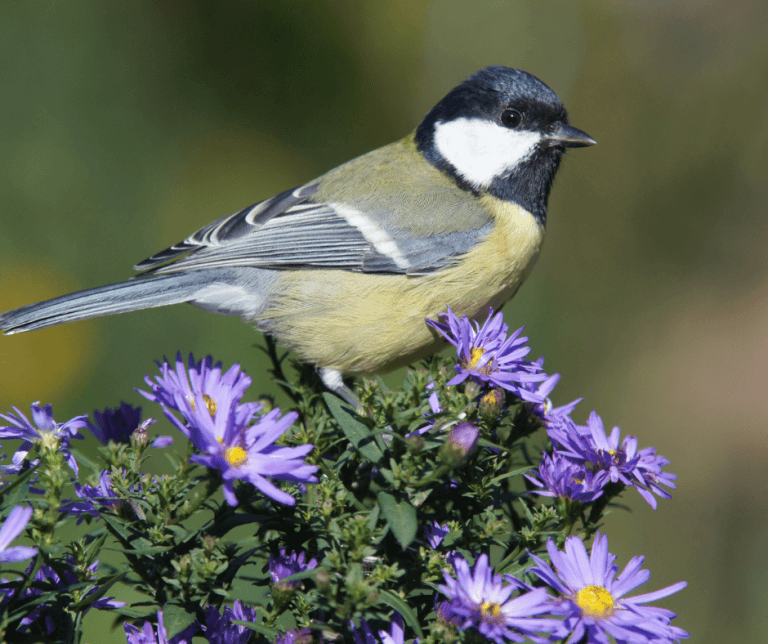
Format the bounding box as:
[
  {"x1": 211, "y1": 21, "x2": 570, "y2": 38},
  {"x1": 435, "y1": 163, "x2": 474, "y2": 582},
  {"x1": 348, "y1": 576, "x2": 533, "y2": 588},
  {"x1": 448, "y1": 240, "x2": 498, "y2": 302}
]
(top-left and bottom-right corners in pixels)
[{"x1": 0, "y1": 262, "x2": 96, "y2": 408}]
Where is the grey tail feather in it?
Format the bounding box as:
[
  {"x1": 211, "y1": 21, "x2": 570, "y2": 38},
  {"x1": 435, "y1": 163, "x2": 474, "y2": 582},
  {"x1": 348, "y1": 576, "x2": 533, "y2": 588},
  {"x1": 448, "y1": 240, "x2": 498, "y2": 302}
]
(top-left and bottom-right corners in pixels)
[{"x1": 0, "y1": 273, "x2": 204, "y2": 335}]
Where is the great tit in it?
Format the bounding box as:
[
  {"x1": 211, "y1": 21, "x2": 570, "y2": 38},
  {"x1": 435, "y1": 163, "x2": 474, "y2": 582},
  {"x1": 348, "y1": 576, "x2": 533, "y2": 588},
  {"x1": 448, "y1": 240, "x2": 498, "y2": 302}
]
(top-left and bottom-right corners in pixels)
[{"x1": 0, "y1": 66, "x2": 594, "y2": 399}]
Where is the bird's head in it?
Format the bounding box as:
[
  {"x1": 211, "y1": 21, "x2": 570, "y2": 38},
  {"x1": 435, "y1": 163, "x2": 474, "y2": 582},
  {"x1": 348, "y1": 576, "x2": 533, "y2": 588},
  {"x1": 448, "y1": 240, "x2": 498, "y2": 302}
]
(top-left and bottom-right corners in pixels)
[{"x1": 415, "y1": 66, "x2": 595, "y2": 224}]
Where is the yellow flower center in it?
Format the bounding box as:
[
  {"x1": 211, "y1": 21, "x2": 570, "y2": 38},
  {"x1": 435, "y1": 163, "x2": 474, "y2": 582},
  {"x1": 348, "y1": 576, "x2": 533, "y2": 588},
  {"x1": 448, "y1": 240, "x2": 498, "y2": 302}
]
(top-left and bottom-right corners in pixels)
[
  {"x1": 468, "y1": 346, "x2": 486, "y2": 369},
  {"x1": 481, "y1": 389, "x2": 503, "y2": 406},
  {"x1": 575, "y1": 585, "x2": 614, "y2": 618},
  {"x1": 40, "y1": 431, "x2": 61, "y2": 451},
  {"x1": 465, "y1": 346, "x2": 495, "y2": 376},
  {"x1": 187, "y1": 394, "x2": 217, "y2": 417},
  {"x1": 225, "y1": 446, "x2": 248, "y2": 468},
  {"x1": 480, "y1": 601, "x2": 503, "y2": 623}
]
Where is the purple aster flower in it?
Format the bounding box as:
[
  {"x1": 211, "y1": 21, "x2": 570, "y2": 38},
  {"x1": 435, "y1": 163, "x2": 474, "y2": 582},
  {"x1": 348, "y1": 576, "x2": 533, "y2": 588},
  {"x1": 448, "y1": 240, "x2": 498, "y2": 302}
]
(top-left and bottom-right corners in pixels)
[
  {"x1": 201, "y1": 600, "x2": 256, "y2": 644},
  {"x1": 64, "y1": 470, "x2": 142, "y2": 522},
  {"x1": 427, "y1": 386, "x2": 441, "y2": 415},
  {"x1": 269, "y1": 547, "x2": 318, "y2": 589},
  {"x1": 138, "y1": 353, "x2": 261, "y2": 440},
  {"x1": 521, "y1": 358, "x2": 582, "y2": 426},
  {"x1": 437, "y1": 553, "x2": 559, "y2": 643},
  {"x1": 88, "y1": 402, "x2": 140, "y2": 444},
  {"x1": 165, "y1": 382, "x2": 317, "y2": 506},
  {"x1": 427, "y1": 307, "x2": 546, "y2": 399},
  {"x1": 445, "y1": 550, "x2": 463, "y2": 571},
  {"x1": 276, "y1": 628, "x2": 314, "y2": 644},
  {"x1": 149, "y1": 434, "x2": 174, "y2": 448},
  {"x1": 0, "y1": 402, "x2": 86, "y2": 475},
  {"x1": 0, "y1": 452, "x2": 32, "y2": 477},
  {"x1": 425, "y1": 521, "x2": 450, "y2": 548},
  {"x1": 545, "y1": 414, "x2": 588, "y2": 452},
  {"x1": 528, "y1": 533, "x2": 689, "y2": 643},
  {"x1": 549, "y1": 412, "x2": 676, "y2": 509},
  {"x1": 435, "y1": 597, "x2": 463, "y2": 626},
  {"x1": 0, "y1": 506, "x2": 37, "y2": 563},
  {"x1": 351, "y1": 612, "x2": 409, "y2": 644},
  {"x1": 524, "y1": 452, "x2": 605, "y2": 503},
  {"x1": 2, "y1": 556, "x2": 125, "y2": 635},
  {"x1": 633, "y1": 447, "x2": 677, "y2": 510},
  {"x1": 88, "y1": 403, "x2": 171, "y2": 448},
  {"x1": 125, "y1": 610, "x2": 198, "y2": 644},
  {"x1": 577, "y1": 412, "x2": 642, "y2": 484},
  {"x1": 406, "y1": 380, "x2": 442, "y2": 438}
]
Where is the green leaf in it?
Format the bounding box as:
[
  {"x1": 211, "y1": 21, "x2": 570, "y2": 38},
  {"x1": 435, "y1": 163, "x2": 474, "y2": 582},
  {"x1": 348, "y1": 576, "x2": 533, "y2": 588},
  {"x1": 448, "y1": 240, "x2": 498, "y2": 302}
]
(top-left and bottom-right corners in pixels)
[
  {"x1": 273, "y1": 567, "x2": 318, "y2": 587},
  {"x1": 162, "y1": 602, "x2": 197, "y2": 640},
  {"x1": 377, "y1": 492, "x2": 417, "y2": 549},
  {"x1": 70, "y1": 571, "x2": 127, "y2": 610},
  {"x1": 488, "y1": 465, "x2": 532, "y2": 485},
  {"x1": 379, "y1": 590, "x2": 424, "y2": 639},
  {"x1": 323, "y1": 393, "x2": 383, "y2": 463},
  {"x1": 441, "y1": 530, "x2": 461, "y2": 548},
  {"x1": 68, "y1": 446, "x2": 101, "y2": 475},
  {"x1": 477, "y1": 438, "x2": 508, "y2": 452},
  {"x1": 378, "y1": 467, "x2": 396, "y2": 486},
  {"x1": 232, "y1": 620, "x2": 278, "y2": 637},
  {"x1": 100, "y1": 513, "x2": 136, "y2": 542},
  {"x1": 166, "y1": 525, "x2": 191, "y2": 540},
  {"x1": 83, "y1": 531, "x2": 110, "y2": 568},
  {"x1": 105, "y1": 544, "x2": 170, "y2": 556},
  {"x1": 113, "y1": 604, "x2": 161, "y2": 619},
  {"x1": 0, "y1": 462, "x2": 39, "y2": 507},
  {"x1": 207, "y1": 511, "x2": 268, "y2": 537},
  {"x1": 367, "y1": 503, "x2": 381, "y2": 531},
  {"x1": 100, "y1": 514, "x2": 156, "y2": 551}
]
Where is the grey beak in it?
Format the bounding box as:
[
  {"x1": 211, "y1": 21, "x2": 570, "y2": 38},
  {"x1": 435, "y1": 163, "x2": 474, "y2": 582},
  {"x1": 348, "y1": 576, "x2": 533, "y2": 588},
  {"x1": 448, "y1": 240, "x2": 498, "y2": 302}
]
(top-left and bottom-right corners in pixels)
[{"x1": 548, "y1": 123, "x2": 596, "y2": 148}]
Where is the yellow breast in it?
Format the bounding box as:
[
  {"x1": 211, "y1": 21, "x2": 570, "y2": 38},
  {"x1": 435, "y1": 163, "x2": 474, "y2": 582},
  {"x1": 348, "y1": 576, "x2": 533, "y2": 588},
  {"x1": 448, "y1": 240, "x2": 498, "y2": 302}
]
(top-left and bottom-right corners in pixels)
[{"x1": 258, "y1": 197, "x2": 543, "y2": 374}]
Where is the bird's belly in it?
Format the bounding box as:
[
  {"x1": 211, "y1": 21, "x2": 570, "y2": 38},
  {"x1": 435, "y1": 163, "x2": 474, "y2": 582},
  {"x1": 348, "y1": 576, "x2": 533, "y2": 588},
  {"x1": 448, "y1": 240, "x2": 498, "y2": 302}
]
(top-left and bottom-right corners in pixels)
[{"x1": 257, "y1": 205, "x2": 544, "y2": 374}]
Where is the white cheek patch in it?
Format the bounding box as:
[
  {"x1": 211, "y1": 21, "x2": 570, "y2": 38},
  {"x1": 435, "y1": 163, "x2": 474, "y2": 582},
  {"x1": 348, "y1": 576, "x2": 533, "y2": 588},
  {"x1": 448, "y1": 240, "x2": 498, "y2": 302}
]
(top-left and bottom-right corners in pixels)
[{"x1": 433, "y1": 118, "x2": 542, "y2": 190}]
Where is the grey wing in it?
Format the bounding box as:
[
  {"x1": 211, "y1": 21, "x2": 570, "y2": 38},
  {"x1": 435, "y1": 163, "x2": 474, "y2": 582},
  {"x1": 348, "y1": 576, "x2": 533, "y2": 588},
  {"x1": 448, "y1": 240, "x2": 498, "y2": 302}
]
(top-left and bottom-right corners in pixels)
[{"x1": 134, "y1": 184, "x2": 493, "y2": 277}]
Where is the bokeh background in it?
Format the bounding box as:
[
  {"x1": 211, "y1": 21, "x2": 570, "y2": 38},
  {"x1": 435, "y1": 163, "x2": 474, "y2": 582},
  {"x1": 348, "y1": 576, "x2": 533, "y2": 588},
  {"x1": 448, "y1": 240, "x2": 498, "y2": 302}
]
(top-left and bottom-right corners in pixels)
[{"x1": 1, "y1": 1, "x2": 766, "y2": 641}]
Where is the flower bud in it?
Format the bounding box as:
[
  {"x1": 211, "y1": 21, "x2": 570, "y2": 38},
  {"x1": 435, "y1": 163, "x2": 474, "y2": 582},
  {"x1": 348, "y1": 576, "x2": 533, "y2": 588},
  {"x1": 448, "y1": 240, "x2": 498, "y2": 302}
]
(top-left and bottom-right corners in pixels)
[
  {"x1": 130, "y1": 425, "x2": 149, "y2": 449},
  {"x1": 464, "y1": 380, "x2": 481, "y2": 399},
  {"x1": 440, "y1": 422, "x2": 479, "y2": 467},
  {"x1": 315, "y1": 569, "x2": 331, "y2": 591},
  {"x1": 202, "y1": 535, "x2": 217, "y2": 552},
  {"x1": 406, "y1": 434, "x2": 425, "y2": 454},
  {"x1": 257, "y1": 395, "x2": 274, "y2": 413},
  {"x1": 478, "y1": 387, "x2": 504, "y2": 422}
]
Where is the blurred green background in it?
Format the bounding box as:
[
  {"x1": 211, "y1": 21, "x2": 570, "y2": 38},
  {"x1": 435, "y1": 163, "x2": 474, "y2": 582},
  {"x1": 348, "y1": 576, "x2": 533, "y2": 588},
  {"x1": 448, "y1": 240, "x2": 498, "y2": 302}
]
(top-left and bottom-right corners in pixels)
[{"x1": 1, "y1": 1, "x2": 766, "y2": 641}]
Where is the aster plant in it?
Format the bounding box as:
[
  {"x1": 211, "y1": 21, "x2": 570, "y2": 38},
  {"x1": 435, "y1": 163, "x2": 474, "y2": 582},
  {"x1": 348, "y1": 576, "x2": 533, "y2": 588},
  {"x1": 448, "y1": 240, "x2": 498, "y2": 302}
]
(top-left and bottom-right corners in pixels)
[{"x1": 0, "y1": 308, "x2": 687, "y2": 643}]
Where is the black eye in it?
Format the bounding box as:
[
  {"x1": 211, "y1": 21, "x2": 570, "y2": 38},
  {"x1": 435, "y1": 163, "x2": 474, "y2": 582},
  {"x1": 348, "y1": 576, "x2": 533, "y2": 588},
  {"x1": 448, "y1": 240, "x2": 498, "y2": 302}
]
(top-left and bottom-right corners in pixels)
[{"x1": 501, "y1": 109, "x2": 523, "y2": 128}]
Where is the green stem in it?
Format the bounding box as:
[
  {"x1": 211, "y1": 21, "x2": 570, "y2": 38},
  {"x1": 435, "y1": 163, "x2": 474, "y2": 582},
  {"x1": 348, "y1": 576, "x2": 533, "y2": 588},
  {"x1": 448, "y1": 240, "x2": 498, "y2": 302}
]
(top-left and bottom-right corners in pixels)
[
  {"x1": 71, "y1": 610, "x2": 83, "y2": 644},
  {"x1": 411, "y1": 464, "x2": 451, "y2": 488},
  {"x1": 173, "y1": 472, "x2": 220, "y2": 524},
  {"x1": 263, "y1": 335, "x2": 301, "y2": 405}
]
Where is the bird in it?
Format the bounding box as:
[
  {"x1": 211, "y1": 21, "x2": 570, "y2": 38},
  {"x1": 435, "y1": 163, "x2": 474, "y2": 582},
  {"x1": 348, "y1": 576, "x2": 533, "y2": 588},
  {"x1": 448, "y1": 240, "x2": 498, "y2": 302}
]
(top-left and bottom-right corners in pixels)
[{"x1": 0, "y1": 66, "x2": 595, "y2": 402}]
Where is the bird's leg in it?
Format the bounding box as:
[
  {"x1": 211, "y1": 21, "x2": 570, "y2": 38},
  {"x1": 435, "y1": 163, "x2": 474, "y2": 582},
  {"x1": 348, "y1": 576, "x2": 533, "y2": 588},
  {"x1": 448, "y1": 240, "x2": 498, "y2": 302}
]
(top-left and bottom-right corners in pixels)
[{"x1": 318, "y1": 367, "x2": 360, "y2": 408}]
